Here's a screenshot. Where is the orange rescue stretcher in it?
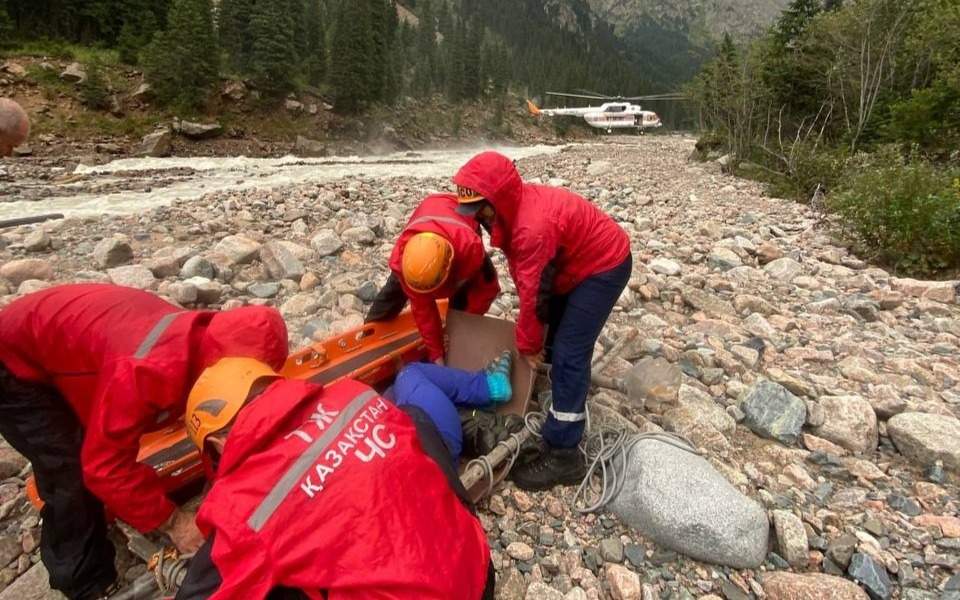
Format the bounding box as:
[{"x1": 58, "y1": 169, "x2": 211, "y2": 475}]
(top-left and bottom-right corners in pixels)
[{"x1": 26, "y1": 303, "x2": 534, "y2": 510}]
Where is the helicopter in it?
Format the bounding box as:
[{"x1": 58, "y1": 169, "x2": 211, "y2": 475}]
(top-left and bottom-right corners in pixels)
[{"x1": 527, "y1": 91, "x2": 684, "y2": 133}]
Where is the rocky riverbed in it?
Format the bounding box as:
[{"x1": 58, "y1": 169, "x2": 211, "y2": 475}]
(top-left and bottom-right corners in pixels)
[{"x1": 0, "y1": 135, "x2": 958, "y2": 600}]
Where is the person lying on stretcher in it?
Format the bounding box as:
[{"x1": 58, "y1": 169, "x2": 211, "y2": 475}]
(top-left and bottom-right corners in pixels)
[{"x1": 175, "y1": 353, "x2": 518, "y2": 600}]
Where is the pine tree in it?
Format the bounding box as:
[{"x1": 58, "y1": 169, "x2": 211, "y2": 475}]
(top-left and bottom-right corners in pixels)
[
  {"x1": 775, "y1": 0, "x2": 821, "y2": 47},
  {"x1": 249, "y1": 0, "x2": 298, "y2": 98},
  {"x1": 0, "y1": 5, "x2": 14, "y2": 47},
  {"x1": 219, "y1": 0, "x2": 255, "y2": 72},
  {"x1": 117, "y1": 0, "x2": 160, "y2": 64},
  {"x1": 331, "y1": 0, "x2": 370, "y2": 112},
  {"x1": 304, "y1": 0, "x2": 326, "y2": 85},
  {"x1": 463, "y1": 20, "x2": 483, "y2": 99},
  {"x1": 414, "y1": 0, "x2": 436, "y2": 95},
  {"x1": 142, "y1": 0, "x2": 219, "y2": 109},
  {"x1": 446, "y1": 19, "x2": 467, "y2": 101}
]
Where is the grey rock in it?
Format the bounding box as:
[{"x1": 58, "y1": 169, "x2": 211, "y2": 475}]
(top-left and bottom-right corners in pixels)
[
  {"x1": 848, "y1": 553, "x2": 891, "y2": 600},
  {"x1": 708, "y1": 247, "x2": 743, "y2": 271},
  {"x1": 248, "y1": 282, "x2": 280, "y2": 299},
  {"x1": 59, "y1": 62, "x2": 86, "y2": 83},
  {"x1": 107, "y1": 265, "x2": 156, "y2": 290},
  {"x1": 506, "y1": 542, "x2": 535, "y2": 561},
  {"x1": 180, "y1": 255, "x2": 216, "y2": 280},
  {"x1": 341, "y1": 226, "x2": 376, "y2": 245},
  {"x1": 885, "y1": 494, "x2": 920, "y2": 517},
  {"x1": 681, "y1": 286, "x2": 736, "y2": 318},
  {"x1": 311, "y1": 230, "x2": 344, "y2": 257},
  {"x1": 357, "y1": 280, "x2": 379, "y2": 302},
  {"x1": 214, "y1": 235, "x2": 262, "y2": 266},
  {"x1": 294, "y1": 135, "x2": 328, "y2": 157},
  {"x1": 623, "y1": 544, "x2": 644, "y2": 568},
  {"x1": 0, "y1": 562, "x2": 62, "y2": 600},
  {"x1": 0, "y1": 535, "x2": 20, "y2": 567},
  {"x1": 764, "y1": 258, "x2": 803, "y2": 282},
  {"x1": 145, "y1": 246, "x2": 195, "y2": 278},
  {"x1": 888, "y1": 412, "x2": 960, "y2": 471},
  {"x1": 609, "y1": 437, "x2": 769, "y2": 569},
  {"x1": 598, "y1": 538, "x2": 624, "y2": 563},
  {"x1": 649, "y1": 258, "x2": 682, "y2": 276},
  {"x1": 93, "y1": 236, "x2": 133, "y2": 269},
  {"x1": 139, "y1": 130, "x2": 172, "y2": 157},
  {"x1": 23, "y1": 230, "x2": 51, "y2": 252},
  {"x1": 624, "y1": 357, "x2": 682, "y2": 413},
  {"x1": 176, "y1": 119, "x2": 222, "y2": 139},
  {"x1": 812, "y1": 396, "x2": 878, "y2": 455},
  {"x1": 182, "y1": 277, "x2": 222, "y2": 304},
  {"x1": 739, "y1": 380, "x2": 806, "y2": 445},
  {"x1": 663, "y1": 384, "x2": 736, "y2": 437},
  {"x1": 167, "y1": 281, "x2": 198, "y2": 305},
  {"x1": 260, "y1": 241, "x2": 305, "y2": 281},
  {"x1": 772, "y1": 510, "x2": 809, "y2": 568},
  {"x1": 827, "y1": 533, "x2": 858, "y2": 568}
]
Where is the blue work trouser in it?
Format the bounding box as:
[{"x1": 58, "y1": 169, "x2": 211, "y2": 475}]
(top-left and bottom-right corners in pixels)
[
  {"x1": 394, "y1": 363, "x2": 492, "y2": 461},
  {"x1": 541, "y1": 254, "x2": 633, "y2": 448}
]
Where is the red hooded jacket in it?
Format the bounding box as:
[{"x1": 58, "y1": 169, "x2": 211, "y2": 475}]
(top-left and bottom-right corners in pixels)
[
  {"x1": 388, "y1": 194, "x2": 499, "y2": 361},
  {"x1": 0, "y1": 284, "x2": 288, "y2": 532},
  {"x1": 453, "y1": 152, "x2": 631, "y2": 355},
  {"x1": 193, "y1": 377, "x2": 490, "y2": 600}
]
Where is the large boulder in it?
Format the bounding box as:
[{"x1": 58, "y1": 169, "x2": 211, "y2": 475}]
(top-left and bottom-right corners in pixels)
[
  {"x1": 761, "y1": 573, "x2": 868, "y2": 600},
  {"x1": 887, "y1": 412, "x2": 960, "y2": 471},
  {"x1": 739, "y1": 380, "x2": 806, "y2": 445},
  {"x1": 609, "y1": 437, "x2": 769, "y2": 569},
  {"x1": 0, "y1": 258, "x2": 53, "y2": 286},
  {"x1": 812, "y1": 395, "x2": 878, "y2": 455}
]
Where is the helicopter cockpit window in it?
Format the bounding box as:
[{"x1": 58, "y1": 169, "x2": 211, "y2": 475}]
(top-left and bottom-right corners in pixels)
[{"x1": 605, "y1": 105, "x2": 626, "y2": 113}]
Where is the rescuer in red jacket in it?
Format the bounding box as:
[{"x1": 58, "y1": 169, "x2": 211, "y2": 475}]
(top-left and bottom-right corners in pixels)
[
  {"x1": 453, "y1": 151, "x2": 632, "y2": 491},
  {"x1": 0, "y1": 284, "x2": 288, "y2": 600},
  {"x1": 366, "y1": 193, "x2": 500, "y2": 363},
  {"x1": 174, "y1": 358, "x2": 495, "y2": 600}
]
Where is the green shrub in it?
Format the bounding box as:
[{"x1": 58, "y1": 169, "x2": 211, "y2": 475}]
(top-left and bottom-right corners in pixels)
[
  {"x1": 828, "y1": 146, "x2": 960, "y2": 275},
  {"x1": 79, "y1": 61, "x2": 111, "y2": 110},
  {"x1": 765, "y1": 143, "x2": 849, "y2": 201}
]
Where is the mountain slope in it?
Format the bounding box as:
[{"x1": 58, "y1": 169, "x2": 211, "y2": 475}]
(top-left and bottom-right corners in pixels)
[{"x1": 586, "y1": 0, "x2": 790, "y2": 40}]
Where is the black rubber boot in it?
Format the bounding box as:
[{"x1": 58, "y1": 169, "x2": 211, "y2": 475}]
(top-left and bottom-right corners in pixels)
[{"x1": 510, "y1": 443, "x2": 586, "y2": 491}]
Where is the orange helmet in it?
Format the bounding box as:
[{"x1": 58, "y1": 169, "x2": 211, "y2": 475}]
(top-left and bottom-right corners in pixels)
[
  {"x1": 401, "y1": 232, "x2": 455, "y2": 293},
  {"x1": 456, "y1": 185, "x2": 484, "y2": 204},
  {"x1": 185, "y1": 357, "x2": 280, "y2": 450}
]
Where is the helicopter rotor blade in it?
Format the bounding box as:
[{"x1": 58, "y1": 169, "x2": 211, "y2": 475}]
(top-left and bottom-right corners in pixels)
[
  {"x1": 546, "y1": 91, "x2": 608, "y2": 101},
  {"x1": 621, "y1": 93, "x2": 688, "y2": 101}
]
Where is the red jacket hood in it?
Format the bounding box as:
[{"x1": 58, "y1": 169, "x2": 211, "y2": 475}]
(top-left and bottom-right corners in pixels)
[
  {"x1": 452, "y1": 151, "x2": 523, "y2": 250},
  {"x1": 198, "y1": 306, "x2": 289, "y2": 375}
]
